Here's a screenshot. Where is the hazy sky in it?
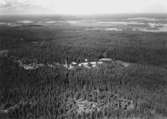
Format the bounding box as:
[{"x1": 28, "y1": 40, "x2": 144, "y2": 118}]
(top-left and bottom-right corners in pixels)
[{"x1": 0, "y1": 0, "x2": 167, "y2": 15}]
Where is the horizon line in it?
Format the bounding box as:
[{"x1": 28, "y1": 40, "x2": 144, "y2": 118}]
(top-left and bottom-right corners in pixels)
[{"x1": 1, "y1": 12, "x2": 167, "y2": 16}]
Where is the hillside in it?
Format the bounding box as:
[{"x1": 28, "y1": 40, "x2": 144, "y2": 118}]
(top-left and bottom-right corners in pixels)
[{"x1": 1, "y1": 56, "x2": 167, "y2": 119}]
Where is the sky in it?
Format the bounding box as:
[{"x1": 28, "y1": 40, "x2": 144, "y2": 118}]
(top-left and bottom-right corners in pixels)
[{"x1": 0, "y1": 0, "x2": 167, "y2": 15}]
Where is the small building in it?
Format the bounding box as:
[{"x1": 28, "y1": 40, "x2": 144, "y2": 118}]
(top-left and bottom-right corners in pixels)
[{"x1": 99, "y1": 58, "x2": 113, "y2": 62}]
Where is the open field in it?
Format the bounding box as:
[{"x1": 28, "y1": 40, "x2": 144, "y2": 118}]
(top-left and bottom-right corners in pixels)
[{"x1": 1, "y1": 14, "x2": 167, "y2": 119}]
